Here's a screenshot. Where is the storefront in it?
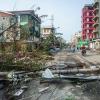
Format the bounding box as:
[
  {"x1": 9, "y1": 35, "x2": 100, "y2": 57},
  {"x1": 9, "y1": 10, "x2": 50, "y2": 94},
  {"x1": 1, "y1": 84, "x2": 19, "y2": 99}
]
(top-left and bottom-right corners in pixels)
[{"x1": 77, "y1": 40, "x2": 89, "y2": 49}]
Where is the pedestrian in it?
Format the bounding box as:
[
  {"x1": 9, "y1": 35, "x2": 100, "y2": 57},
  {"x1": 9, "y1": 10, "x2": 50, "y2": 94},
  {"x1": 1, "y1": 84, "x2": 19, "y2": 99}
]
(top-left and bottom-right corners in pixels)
[{"x1": 72, "y1": 45, "x2": 75, "y2": 53}]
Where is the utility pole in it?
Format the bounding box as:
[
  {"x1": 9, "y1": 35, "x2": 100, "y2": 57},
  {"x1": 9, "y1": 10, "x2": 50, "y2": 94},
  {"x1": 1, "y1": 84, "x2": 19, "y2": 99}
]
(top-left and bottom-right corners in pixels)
[
  {"x1": 49, "y1": 15, "x2": 55, "y2": 46},
  {"x1": 51, "y1": 15, "x2": 54, "y2": 28}
]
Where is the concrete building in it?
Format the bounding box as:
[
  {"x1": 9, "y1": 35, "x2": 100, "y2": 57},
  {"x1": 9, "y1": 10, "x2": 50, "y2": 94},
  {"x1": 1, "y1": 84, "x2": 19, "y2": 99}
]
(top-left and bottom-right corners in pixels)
[
  {"x1": 10, "y1": 10, "x2": 41, "y2": 43},
  {"x1": 0, "y1": 11, "x2": 16, "y2": 42},
  {"x1": 82, "y1": 4, "x2": 95, "y2": 41},
  {"x1": 41, "y1": 26, "x2": 55, "y2": 39},
  {"x1": 0, "y1": 10, "x2": 41, "y2": 52},
  {"x1": 71, "y1": 31, "x2": 82, "y2": 48},
  {"x1": 93, "y1": 0, "x2": 100, "y2": 49}
]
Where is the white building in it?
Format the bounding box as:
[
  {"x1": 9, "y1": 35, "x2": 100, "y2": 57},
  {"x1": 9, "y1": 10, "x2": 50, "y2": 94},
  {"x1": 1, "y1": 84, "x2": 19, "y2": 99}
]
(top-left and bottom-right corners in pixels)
[
  {"x1": 71, "y1": 31, "x2": 82, "y2": 46},
  {"x1": 41, "y1": 26, "x2": 54, "y2": 39}
]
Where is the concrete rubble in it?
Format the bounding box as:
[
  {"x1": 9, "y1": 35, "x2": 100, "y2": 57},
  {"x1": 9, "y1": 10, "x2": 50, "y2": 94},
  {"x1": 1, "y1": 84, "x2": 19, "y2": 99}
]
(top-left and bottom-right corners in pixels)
[{"x1": 0, "y1": 51, "x2": 100, "y2": 100}]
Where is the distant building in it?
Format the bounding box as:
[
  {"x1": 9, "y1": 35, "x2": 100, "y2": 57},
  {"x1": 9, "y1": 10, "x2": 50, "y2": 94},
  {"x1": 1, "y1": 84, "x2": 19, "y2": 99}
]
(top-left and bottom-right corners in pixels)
[
  {"x1": 0, "y1": 10, "x2": 41, "y2": 52},
  {"x1": 71, "y1": 31, "x2": 82, "y2": 48},
  {"x1": 93, "y1": 0, "x2": 100, "y2": 49},
  {"x1": 82, "y1": 4, "x2": 95, "y2": 41},
  {"x1": 41, "y1": 26, "x2": 55, "y2": 39}
]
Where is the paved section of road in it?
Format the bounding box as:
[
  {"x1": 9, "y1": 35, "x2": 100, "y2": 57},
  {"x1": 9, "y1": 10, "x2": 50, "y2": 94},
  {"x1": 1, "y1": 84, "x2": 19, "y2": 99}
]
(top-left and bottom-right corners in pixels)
[{"x1": 76, "y1": 51, "x2": 100, "y2": 67}]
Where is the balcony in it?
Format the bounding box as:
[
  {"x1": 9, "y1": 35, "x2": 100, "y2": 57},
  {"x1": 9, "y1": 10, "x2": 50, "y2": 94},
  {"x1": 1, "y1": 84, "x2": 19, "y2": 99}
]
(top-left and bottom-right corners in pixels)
[
  {"x1": 94, "y1": 8, "x2": 99, "y2": 13},
  {"x1": 83, "y1": 10, "x2": 94, "y2": 14},
  {"x1": 93, "y1": 15, "x2": 99, "y2": 21},
  {"x1": 83, "y1": 27, "x2": 94, "y2": 30},
  {"x1": 94, "y1": 0, "x2": 99, "y2": 7},
  {"x1": 83, "y1": 21, "x2": 94, "y2": 24},
  {"x1": 83, "y1": 16, "x2": 94, "y2": 18},
  {"x1": 93, "y1": 22, "x2": 99, "y2": 27}
]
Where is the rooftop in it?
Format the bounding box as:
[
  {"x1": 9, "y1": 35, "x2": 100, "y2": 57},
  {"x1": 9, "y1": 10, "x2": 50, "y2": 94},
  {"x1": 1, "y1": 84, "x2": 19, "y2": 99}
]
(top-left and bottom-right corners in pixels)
[
  {"x1": 9, "y1": 10, "x2": 35, "y2": 15},
  {"x1": 42, "y1": 26, "x2": 54, "y2": 29},
  {"x1": 84, "y1": 4, "x2": 93, "y2": 7},
  {"x1": 9, "y1": 10, "x2": 41, "y2": 23},
  {"x1": 0, "y1": 10, "x2": 14, "y2": 16}
]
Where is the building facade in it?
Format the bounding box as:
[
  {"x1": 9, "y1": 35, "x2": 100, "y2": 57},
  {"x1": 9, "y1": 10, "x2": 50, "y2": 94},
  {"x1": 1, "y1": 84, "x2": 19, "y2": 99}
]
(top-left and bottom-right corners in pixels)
[
  {"x1": 71, "y1": 31, "x2": 82, "y2": 48},
  {"x1": 41, "y1": 26, "x2": 55, "y2": 39},
  {"x1": 93, "y1": 0, "x2": 100, "y2": 49},
  {"x1": 0, "y1": 10, "x2": 41, "y2": 52},
  {"x1": 82, "y1": 4, "x2": 95, "y2": 41},
  {"x1": 0, "y1": 11, "x2": 16, "y2": 42},
  {"x1": 10, "y1": 10, "x2": 41, "y2": 42}
]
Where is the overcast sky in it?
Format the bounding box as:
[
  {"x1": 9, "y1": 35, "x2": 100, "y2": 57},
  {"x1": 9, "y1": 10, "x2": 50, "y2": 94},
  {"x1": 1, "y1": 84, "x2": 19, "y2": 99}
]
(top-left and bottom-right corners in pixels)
[{"x1": 0, "y1": 0, "x2": 93, "y2": 42}]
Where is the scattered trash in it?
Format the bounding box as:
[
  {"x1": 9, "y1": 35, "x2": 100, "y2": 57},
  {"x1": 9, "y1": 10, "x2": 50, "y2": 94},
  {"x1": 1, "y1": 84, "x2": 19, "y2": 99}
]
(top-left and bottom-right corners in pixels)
[
  {"x1": 13, "y1": 89, "x2": 24, "y2": 96},
  {"x1": 7, "y1": 71, "x2": 15, "y2": 79},
  {"x1": 76, "y1": 85, "x2": 81, "y2": 88},
  {"x1": 24, "y1": 78, "x2": 32, "y2": 83},
  {"x1": 21, "y1": 85, "x2": 28, "y2": 90},
  {"x1": 42, "y1": 68, "x2": 54, "y2": 78},
  {"x1": 90, "y1": 66, "x2": 97, "y2": 69},
  {"x1": 76, "y1": 73, "x2": 84, "y2": 76},
  {"x1": 39, "y1": 87, "x2": 49, "y2": 93}
]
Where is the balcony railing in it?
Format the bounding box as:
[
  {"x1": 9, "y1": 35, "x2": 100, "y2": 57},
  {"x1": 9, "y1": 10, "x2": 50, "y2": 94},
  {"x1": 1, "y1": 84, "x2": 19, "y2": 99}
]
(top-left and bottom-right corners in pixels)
[
  {"x1": 83, "y1": 27, "x2": 94, "y2": 30},
  {"x1": 83, "y1": 16, "x2": 94, "y2": 18},
  {"x1": 83, "y1": 21, "x2": 94, "y2": 24},
  {"x1": 94, "y1": 0, "x2": 99, "y2": 7},
  {"x1": 93, "y1": 15, "x2": 99, "y2": 21},
  {"x1": 93, "y1": 22, "x2": 99, "y2": 27},
  {"x1": 94, "y1": 8, "x2": 99, "y2": 13},
  {"x1": 93, "y1": 29, "x2": 99, "y2": 33}
]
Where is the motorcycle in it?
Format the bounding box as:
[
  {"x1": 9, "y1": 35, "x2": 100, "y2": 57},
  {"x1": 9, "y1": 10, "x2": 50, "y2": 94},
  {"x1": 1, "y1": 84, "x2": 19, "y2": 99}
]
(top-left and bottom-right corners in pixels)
[{"x1": 81, "y1": 49, "x2": 86, "y2": 56}]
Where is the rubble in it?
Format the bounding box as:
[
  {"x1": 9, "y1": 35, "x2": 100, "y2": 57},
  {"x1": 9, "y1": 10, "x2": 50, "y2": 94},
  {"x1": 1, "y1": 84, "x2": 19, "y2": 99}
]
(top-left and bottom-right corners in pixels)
[{"x1": 81, "y1": 81, "x2": 100, "y2": 100}]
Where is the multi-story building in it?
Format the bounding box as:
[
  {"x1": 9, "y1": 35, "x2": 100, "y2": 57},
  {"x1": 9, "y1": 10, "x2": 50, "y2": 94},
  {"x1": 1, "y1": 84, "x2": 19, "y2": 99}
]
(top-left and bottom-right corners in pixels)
[
  {"x1": 10, "y1": 10, "x2": 41, "y2": 43},
  {"x1": 0, "y1": 10, "x2": 41, "y2": 52},
  {"x1": 0, "y1": 11, "x2": 16, "y2": 42},
  {"x1": 71, "y1": 31, "x2": 82, "y2": 48},
  {"x1": 93, "y1": 0, "x2": 100, "y2": 49},
  {"x1": 82, "y1": 4, "x2": 95, "y2": 41}
]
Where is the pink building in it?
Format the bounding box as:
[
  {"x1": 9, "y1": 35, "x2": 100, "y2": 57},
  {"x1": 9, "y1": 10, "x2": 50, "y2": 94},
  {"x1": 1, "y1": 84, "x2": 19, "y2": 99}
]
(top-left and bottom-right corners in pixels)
[{"x1": 82, "y1": 4, "x2": 95, "y2": 40}]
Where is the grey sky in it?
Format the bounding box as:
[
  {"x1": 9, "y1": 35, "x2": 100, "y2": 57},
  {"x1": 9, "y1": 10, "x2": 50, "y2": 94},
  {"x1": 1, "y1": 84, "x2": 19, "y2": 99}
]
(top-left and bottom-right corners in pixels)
[{"x1": 0, "y1": 0, "x2": 93, "y2": 41}]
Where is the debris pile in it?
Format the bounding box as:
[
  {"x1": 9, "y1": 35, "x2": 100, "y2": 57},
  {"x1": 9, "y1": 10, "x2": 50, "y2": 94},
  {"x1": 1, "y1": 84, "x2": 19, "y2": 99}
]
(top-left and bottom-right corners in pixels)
[{"x1": 81, "y1": 81, "x2": 100, "y2": 100}]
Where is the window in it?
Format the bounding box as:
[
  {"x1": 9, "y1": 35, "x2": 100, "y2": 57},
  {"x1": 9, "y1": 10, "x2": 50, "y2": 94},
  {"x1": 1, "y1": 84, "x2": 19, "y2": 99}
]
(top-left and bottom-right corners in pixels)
[
  {"x1": 87, "y1": 18, "x2": 89, "y2": 22},
  {"x1": 20, "y1": 15, "x2": 28, "y2": 22},
  {"x1": 87, "y1": 12, "x2": 89, "y2": 16},
  {"x1": 87, "y1": 24, "x2": 89, "y2": 27},
  {"x1": 87, "y1": 30, "x2": 89, "y2": 33},
  {"x1": 43, "y1": 29, "x2": 46, "y2": 33}
]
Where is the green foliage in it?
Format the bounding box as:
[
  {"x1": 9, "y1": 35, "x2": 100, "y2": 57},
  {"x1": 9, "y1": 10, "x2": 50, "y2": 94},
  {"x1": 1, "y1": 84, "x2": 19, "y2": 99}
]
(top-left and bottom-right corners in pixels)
[
  {"x1": 65, "y1": 95, "x2": 76, "y2": 100},
  {"x1": 41, "y1": 34, "x2": 56, "y2": 51},
  {"x1": 0, "y1": 49, "x2": 53, "y2": 71}
]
